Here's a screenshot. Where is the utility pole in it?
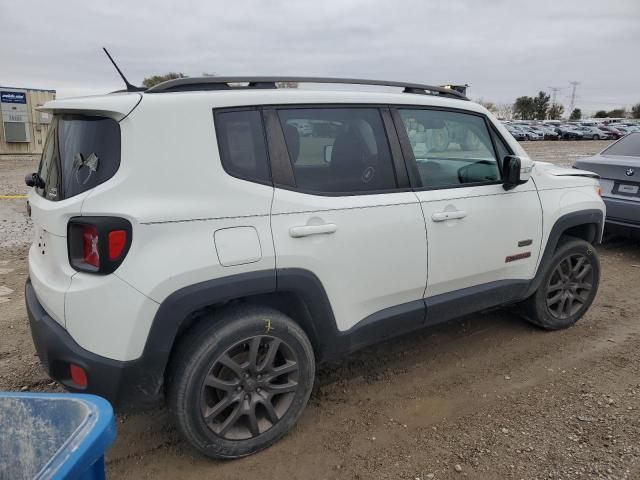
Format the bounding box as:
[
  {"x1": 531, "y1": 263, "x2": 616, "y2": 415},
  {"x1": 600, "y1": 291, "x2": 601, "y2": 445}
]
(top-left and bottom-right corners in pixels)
[
  {"x1": 547, "y1": 86, "x2": 563, "y2": 105},
  {"x1": 568, "y1": 81, "x2": 580, "y2": 118}
]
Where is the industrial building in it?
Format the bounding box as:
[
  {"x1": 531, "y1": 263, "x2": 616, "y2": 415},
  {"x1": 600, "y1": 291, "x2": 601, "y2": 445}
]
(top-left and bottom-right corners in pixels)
[{"x1": 0, "y1": 86, "x2": 56, "y2": 157}]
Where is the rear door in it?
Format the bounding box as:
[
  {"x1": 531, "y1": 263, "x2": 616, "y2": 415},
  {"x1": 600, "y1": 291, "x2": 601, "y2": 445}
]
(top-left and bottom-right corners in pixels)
[
  {"x1": 267, "y1": 106, "x2": 428, "y2": 335},
  {"x1": 392, "y1": 107, "x2": 542, "y2": 305}
]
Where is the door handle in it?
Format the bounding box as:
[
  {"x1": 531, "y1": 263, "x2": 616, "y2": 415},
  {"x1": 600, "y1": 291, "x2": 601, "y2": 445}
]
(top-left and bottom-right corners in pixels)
[
  {"x1": 289, "y1": 223, "x2": 337, "y2": 238},
  {"x1": 431, "y1": 210, "x2": 467, "y2": 222}
]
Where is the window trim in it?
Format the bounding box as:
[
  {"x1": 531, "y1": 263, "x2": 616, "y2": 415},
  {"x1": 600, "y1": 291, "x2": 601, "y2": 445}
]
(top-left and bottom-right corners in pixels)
[
  {"x1": 212, "y1": 107, "x2": 274, "y2": 187},
  {"x1": 265, "y1": 104, "x2": 410, "y2": 197},
  {"x1": 390, "y1": 105, "x2": 509, "y2": 192}
]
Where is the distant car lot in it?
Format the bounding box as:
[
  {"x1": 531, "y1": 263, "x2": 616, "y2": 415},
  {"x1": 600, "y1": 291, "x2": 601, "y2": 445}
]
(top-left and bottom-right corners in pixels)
[{"x1": 503, "y1": 119, "x2": 640, "y2": 142}]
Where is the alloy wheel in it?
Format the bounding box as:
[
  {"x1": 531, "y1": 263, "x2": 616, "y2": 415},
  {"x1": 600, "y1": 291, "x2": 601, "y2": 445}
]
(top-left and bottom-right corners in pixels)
[
  {"x1": 199, "y1": 335, "x2": 300, "y2": 440},
  {"x1": 545, "y1": 253, "x2": 594, "y2": 319}
]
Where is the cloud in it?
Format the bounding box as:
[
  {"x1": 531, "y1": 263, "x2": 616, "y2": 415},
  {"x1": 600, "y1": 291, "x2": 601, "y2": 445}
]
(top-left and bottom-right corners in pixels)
[{"x1": 1, "y1": 0, "x2": 638, "y2": 111}]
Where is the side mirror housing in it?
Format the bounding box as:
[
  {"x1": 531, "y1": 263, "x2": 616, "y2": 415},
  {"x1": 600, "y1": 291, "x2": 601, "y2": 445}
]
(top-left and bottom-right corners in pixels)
[
  {"x1": 25, "y1": 172, "x2": 44, "y2": 188},
  {"x1": 502, "y1": 155, "x2": 531, "y2": 190}
]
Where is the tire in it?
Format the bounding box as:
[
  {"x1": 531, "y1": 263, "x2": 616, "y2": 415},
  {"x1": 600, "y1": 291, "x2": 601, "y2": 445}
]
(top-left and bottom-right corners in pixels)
[
  {"x1": 592, "y1": 135, "x2": 598, "y2": 140},
  {"x1": 520, "y1": 237, "x2": 600, "y2": 330},
  {"x1": 167, "y1": 306, "x2": 315, "y2": 459}
]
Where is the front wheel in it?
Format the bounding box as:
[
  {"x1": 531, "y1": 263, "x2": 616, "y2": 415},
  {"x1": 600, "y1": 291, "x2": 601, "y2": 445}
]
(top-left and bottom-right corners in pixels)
[
  {"x1": 167, "y1": 306, "x2": 315, "y2": 458},
  {"x1": 520, "y1": 237, "x2": 600, "y2": 330}
]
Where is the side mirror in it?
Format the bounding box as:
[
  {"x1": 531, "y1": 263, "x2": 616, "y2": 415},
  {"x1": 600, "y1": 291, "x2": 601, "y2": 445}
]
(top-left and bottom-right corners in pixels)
[
  {"x1": 323, "y1": 144, "x2": 333, "y2": 164},
  {"x1": 502, "y1": 155, "x2": 527, "y2": 190},
  {"x1": 25, "y1": 173, "x2": 44, "y2": 188}
]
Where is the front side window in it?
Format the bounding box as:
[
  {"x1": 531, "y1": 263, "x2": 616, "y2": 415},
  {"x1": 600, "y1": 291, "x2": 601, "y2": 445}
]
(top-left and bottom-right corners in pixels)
[
  {"x1": 277, "y1": 108, "x2": 397, "y2": 193},
  {"x1": 398, "y1": 109, "x2": 501, "y2": 188},
  {"x1": 215, "y1": 110, "x2": 271, "y2": 184}
]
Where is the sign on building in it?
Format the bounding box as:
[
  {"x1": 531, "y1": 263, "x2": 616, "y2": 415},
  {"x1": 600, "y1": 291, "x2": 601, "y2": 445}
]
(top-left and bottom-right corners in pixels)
[{"x1": 1, "y1": 89, "x2": 30, "y2": 143}]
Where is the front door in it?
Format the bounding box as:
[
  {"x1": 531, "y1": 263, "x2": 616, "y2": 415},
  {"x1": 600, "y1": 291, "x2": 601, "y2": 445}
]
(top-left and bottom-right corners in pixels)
[{"x1": 392, "y1": 107, "x2": 542, "y2": 301}]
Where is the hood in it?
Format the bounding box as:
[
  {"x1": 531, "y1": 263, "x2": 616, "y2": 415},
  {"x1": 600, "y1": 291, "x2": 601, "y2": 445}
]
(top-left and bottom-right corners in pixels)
[
  {"x1": 574, "y1": 155, "x2": 640, "y2": 182},
  {"x1": 534, "y1": 161, "x2": 599, "y2": 179}
]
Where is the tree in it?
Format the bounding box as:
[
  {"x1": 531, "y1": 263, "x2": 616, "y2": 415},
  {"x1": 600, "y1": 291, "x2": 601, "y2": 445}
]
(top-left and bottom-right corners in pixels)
[
  {"x1": 547, "y1": 103, "x2": 564, "y2": 120},
  {"x1": 495, "y1": 103, "x2": 513, "y2": 120},
  {"x1": 533, "y1": 91, "x2": 551, "y2": 120},
  {"x1": 142, "y1": 72, "x2": 187, "y2": 88},
  {"x1": 569, "y1": 108, "x2": 582, "y2": 121},
  {"x1": 632, "y1": 103, "x2": 640, "y2": 119},
  {"x1": 513, "y1": 96, "x2": 536, "y2": 120},
  {"x1": 594, "y1": 110, "x2": 608, "y2": 118},
  {"x1": 607, "y1": 108, "x2": 626, "y2": 118},
  {"x1": 476, "y1": 98, "x2": 497, "y2": 114}
]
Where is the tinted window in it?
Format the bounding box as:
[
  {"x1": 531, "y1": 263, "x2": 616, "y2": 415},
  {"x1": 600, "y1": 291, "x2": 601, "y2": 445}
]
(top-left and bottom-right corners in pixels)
[
  {"x1": 602, "y1": 132, "x2": 640, "y2": 157},
  {"x1": 215, "y1": 110, "x2": 271, "y2": 184},
  {"x1": 36, "y1": 115, "x2": 120, "y2": 201},
  {"x1": 398, "y1": 109, "x2": 501, "y2": 188},
  {"x1": 278, "y1": 108, "x2": 397, "y2": 193}
]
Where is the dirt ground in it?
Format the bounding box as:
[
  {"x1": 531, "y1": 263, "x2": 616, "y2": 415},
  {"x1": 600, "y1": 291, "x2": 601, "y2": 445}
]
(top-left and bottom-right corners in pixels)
[{"x1": 2, "y1": 141, "x2": 640, "y2": 480}]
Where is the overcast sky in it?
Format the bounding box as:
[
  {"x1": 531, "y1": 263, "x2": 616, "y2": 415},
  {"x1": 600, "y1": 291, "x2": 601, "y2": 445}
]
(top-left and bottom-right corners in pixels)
[{"x1": 2, "y1": 0, "x2": 639, "y2": 113}]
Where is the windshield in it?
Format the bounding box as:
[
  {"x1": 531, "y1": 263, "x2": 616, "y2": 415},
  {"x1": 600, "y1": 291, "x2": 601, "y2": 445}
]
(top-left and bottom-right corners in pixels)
[
  {"x1": 35, "y1": 115, "x2": 121, "y2": 201},
  {"x1": 602, "y1": 132, "x2": 640, "y2": 157}
]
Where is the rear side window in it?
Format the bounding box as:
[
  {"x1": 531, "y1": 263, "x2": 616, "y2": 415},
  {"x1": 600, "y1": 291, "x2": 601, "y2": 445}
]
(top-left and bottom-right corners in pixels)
[
  {"x1": 277, "y1": 108, "x2": 397, "y2": 193},
  {"x1": 36, "y1": 115, "x2": 121, "y2": 201},
  {"x1": 397, "y1": 109, "x2": 501, "y2": 189},
  {"x1": 215, "y1": 110, "x2": 271, "y2": 185}
]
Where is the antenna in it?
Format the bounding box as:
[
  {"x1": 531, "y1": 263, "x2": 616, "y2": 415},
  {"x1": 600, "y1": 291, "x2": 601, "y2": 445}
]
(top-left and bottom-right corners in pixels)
[{"x1": 102, "y1": 48, "x2": 145, "y2": 92}]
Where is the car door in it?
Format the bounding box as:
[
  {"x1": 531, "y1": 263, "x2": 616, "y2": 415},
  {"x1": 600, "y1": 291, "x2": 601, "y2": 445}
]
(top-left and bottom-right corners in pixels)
[
  {"x1": 266, "y1": 106, "x2": 428, "y2": 336},
  {"x1": 392, "y1": 107, "x2": 542, "y2": 318}
]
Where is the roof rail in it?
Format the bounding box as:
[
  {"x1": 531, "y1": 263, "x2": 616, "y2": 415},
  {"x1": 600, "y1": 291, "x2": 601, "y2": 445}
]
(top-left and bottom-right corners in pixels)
[{"x1": 144, "y1": 76, "x2": 469, "y2": 100}]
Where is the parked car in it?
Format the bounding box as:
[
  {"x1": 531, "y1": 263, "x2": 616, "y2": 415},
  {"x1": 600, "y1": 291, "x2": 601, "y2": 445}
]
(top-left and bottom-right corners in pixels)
[
  {"x1": 555, "y1": 126, "x2": 584, "y2": 140},
  {"x1": 574, "y1": 132, "x2": 640, "y2": 239},
  {"x1": 25, "y1": 76, "x2": 605, "y2": 459},
  {"x1": 598, "y1": 125, "x2": 624, "y2": 139},
  {"x1": 529, "y1": 125, "x2": 560, "y2": 140},
  {"x1": 574, "y1": 125, "x2": 611, "y2": 140},
  {"x1": 505, "y1": 124, "x2": 528, "y2": 141},
  {"x1": 519, "y1": 126, "x2": 544, "y2": 141}
]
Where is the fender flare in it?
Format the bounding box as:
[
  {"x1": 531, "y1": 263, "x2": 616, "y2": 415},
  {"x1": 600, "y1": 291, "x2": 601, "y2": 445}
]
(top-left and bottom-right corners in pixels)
[
  {"x1": 134, "y1": 268, "x2": 340, "y2": 401},
  {"x1": 522, "y1": 208, "x2": 604, "y2": 299}
]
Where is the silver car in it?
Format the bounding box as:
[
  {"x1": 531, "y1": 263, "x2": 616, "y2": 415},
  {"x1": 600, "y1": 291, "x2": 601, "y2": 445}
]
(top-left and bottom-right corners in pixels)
[{"x1": 574, "y1": 132, "x2": 640, "y2": 239}]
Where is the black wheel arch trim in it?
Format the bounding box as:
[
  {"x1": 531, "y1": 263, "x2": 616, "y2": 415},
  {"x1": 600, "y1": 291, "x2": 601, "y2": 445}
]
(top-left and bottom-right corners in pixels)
[{"x1": 522, "y1": 208, "x2": 604, "y2": 299}]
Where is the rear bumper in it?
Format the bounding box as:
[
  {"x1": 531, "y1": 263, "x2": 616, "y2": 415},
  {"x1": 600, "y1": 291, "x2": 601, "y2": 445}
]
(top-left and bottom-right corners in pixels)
[
  {"x1": 603, "y1": 196, "x2": 640, "y2": 228},
  {"x1": 26, "y1": 278, "x2": 162, "y2": 409}
]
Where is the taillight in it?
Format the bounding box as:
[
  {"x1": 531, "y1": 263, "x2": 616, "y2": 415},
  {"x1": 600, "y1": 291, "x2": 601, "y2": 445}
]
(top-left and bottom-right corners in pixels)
[
  {"x1": 68, "y1": 217, "x2": 132, "y2": 274},
  {"x1": 82, "y1": 225, "x2": 100, "y2": 267}
]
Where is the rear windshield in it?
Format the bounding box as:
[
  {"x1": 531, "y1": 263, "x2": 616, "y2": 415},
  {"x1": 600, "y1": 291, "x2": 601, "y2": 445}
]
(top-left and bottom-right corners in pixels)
[
  {"x1": 35, "y1": 115, "x2": 121, "y2": 201},
  {"x1": 602, "y1": 132, "x2": 640, "y2": 157}
]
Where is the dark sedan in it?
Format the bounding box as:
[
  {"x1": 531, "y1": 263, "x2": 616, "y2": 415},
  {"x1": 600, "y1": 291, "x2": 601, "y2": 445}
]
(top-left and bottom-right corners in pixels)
[{"x1": 574, "y1": 132, "x2": 640, "y2": 239}]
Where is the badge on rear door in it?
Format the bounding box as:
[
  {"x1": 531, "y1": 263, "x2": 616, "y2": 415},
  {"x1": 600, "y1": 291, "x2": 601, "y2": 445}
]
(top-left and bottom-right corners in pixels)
[{"x1": 626, "y1": 168, "x2": 635, "y2": 177}]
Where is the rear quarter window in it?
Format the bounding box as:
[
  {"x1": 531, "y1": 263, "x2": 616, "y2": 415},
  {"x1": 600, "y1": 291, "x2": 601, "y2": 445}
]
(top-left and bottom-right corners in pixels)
[{"x1": 36, "y1": 115, "x2": 121, "y2": 201}]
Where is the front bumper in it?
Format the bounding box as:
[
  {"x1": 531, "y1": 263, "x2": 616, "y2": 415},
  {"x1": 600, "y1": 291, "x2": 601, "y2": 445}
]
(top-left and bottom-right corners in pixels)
[{"x1": 26, "y1": 278, "x2": 162, "y2": 409}]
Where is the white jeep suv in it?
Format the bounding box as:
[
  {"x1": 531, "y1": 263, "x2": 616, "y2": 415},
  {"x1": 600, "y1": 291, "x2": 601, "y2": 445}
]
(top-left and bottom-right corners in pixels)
[{"x1": 25, "y1": 77, "x2": 605, "y2": 458}]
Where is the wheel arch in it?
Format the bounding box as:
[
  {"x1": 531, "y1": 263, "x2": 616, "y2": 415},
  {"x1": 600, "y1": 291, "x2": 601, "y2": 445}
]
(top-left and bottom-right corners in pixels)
[
  {"x1": 136, "y1": 269, "x2": 340, "y2": 403},
  {"x1": 523, "y1": 209, "x2": 604, "y2": 299}
]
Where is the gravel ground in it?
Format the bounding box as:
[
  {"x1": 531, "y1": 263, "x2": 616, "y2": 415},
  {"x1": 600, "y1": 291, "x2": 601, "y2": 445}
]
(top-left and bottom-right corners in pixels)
[{"x1": 2, "y1": 141, "x2": 640, "y2": 480}]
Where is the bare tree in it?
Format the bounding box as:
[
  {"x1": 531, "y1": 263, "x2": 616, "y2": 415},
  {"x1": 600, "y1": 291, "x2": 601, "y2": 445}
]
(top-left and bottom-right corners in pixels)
[{"x1": 495, "y1": 103, "x2": 513, "y2": 120}]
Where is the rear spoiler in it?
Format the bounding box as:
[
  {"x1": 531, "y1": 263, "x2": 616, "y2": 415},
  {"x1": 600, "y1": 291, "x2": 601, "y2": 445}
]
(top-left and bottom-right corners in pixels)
[{"x1": 36, "y1": 93, "x2": 142, "y2": 122}]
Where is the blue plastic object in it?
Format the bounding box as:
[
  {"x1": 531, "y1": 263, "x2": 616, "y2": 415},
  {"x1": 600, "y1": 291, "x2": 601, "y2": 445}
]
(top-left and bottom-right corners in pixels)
[{"x1": 0, "y1": 392, "x2": 116, "y2": 480}]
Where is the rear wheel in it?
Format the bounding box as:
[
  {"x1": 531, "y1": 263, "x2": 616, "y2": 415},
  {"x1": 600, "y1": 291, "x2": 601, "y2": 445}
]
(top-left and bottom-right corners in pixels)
[
  {"x1": 592, "y1": 134, "x2": 598, "y2": 140},
  {"x1": 520, "y1": 237, "x2": 600, "y2": 330},
  {"x1": 167, "y1": 306, "x2": 315, "y2": 458}
]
